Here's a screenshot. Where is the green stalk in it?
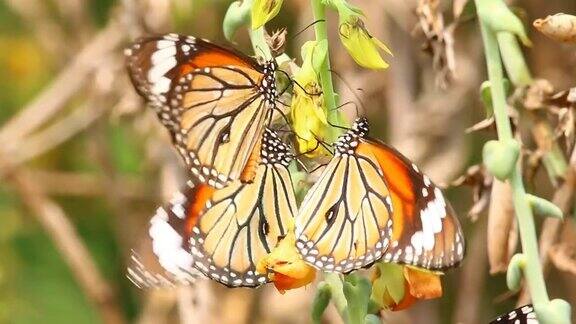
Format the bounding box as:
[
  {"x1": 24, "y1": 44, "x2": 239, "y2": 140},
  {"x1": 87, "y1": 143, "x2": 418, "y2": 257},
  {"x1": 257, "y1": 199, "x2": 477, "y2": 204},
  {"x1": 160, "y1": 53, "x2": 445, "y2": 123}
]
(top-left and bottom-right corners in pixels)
[
  {"x1": 477, "y1": 9, "x2": 550, "y2": 307},
  {"x1": 496, "y1": 32, "x2": 568, "y2": 184},
  {"x1": 311, "y1": 0, "x2": 344, "y2": 140},
  {"x1": 248, "y1": 27, "x2": 272, "y2": 60},
  {"x1": 324, "y1": 273, "x2": 349, "y2": 320},
  {"x1": 497, "y1": 32, "x2": 532, "y2": 87}
]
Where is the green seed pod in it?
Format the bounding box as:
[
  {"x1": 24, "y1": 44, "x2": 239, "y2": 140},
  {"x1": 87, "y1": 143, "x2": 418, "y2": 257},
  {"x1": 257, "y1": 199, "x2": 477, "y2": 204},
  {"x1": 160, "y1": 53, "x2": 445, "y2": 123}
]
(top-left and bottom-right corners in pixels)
[{"x1": 483, "y1": 139, "x2": 520, "y2": 181}]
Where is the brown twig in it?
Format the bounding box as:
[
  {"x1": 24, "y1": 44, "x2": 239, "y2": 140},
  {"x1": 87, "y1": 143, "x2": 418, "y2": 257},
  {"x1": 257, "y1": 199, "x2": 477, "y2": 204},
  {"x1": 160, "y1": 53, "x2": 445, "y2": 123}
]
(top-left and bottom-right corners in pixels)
[
  {"x1": 0, "y1": 157, "x2": 126, "y2": 324},
  {"x1": 0, "y1": 20, "x2": 124, "y2": 144},
  {"x1": 4, "y1": 0, "x2": 69, "y2": 58},
  {"x1": 28, "y1": 169, "x2": 153, "y2": 199},
  {"x1": 53, "y1": 0, "x2": 95, "y2": 43},
  {"x1": 8, "y1": 98, "x2": 108, "y2": 165},
  {"x1": 453, "y1": 215, "x2": 488, "y2": 324},
  {"x1": 549, "y1": 244, "x2": 576, "y2": 276}
]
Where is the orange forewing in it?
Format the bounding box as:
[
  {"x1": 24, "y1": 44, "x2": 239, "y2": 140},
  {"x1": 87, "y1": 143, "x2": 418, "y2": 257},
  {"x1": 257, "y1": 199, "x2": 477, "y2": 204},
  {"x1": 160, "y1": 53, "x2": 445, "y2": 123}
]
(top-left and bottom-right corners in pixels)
[
  {"x1": 356, "y1": 142, "x2": 416, "y2": 241},
  {"x1": 179, "y1": 50, "x2": 255, "y2": 75}
]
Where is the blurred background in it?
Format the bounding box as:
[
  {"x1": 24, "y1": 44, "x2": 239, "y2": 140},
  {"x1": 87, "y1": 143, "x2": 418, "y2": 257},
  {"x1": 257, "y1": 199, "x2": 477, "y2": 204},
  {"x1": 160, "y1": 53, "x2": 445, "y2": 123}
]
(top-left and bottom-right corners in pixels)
[{"x1": 0, "y1": 0, "x2": 575, "y2": 323}]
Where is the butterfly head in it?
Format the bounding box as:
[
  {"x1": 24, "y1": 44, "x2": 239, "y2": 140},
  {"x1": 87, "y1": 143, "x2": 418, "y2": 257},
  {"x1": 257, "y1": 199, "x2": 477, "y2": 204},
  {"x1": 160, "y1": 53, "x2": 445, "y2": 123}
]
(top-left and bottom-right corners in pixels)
[
  {"x1": 261, "y1": 129, "x2": 292, "y2": 166},
  {"x1": 351, "y1": 117, "x2": 369, "y2": 137},
  {"x1": 333, "y1": 117, "x2": 370, "y2": 156}
]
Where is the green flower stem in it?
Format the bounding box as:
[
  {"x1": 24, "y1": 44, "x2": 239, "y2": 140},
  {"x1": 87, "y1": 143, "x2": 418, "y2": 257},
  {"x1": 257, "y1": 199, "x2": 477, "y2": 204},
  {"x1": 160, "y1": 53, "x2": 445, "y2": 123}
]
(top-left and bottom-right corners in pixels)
[
  {"x1": 323, "y1": 273, "x2": 349, "y2": 320},
  {"x1": 248, "y1": 27, "x2": 272, "y2": 60},
  {"x1": 497, "y1": 32, "x2": 532, "y2": 87},
  {"x1": 476, "y1": 0, "x2": 552, "y2": 312},
  {"x1": 496, "y1": 31, "x2": 568, "y2": 184},
  {"x1": 311, "y1": 0, "x2": 344, "y2": 140}
]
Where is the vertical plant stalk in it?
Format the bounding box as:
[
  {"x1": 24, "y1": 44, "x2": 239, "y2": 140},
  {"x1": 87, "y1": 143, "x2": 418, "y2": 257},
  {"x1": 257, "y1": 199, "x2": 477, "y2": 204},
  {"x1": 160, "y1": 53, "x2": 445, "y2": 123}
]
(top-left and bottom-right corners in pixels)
[
  {"x1": 311, "y1": 0, "x2": 344, "y2": 140},
  {"x1": 249, "y1": 26, "x2": 272, "y2": 60},
  {"x1": 323, "y1": 273, "x2": 349, "y2": 320},
  {"x1": 477, "y1": 15, "x2": 550, "y2": 307},
  {"x1": 496, "y1": 32, "x2": 532, "y2": 87}
]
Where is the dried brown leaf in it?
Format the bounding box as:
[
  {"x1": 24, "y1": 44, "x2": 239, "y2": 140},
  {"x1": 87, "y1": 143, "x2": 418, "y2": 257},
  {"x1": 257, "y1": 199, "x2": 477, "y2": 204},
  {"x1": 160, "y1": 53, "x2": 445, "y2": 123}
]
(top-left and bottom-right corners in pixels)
[
  {"x1": 553, "y1": 107, "x2": 575, "y2": 150},
  {"x1": 487, "y1": 180, "x2": 516, "y2": 274},
  {"x1": 453, "y1": 0, "x2": 469, "y2": 20},
  {"x1": 549, "y1": 244, "x2": 576, "y2": 275},
  {"x1": 265, "y1": 28, "x2": 288, "y2": 58},
  {"x1": 415, "y1": 0, "x2": 456, "y2": 88},
  {"x1": 547, "y1": 87, "x2": 576, "y2": 108},
  {"x1": 465, "y1": 116, "x2": 495, "y2": 133},
  {"x1": 523, "y1": 79, "x2": 555, "y2": 110},
  {"x1": 452, "y1": 164, "x2": 493, "y2": 220},
  {"x1": 534, "y1": 13, "x2": 576, "y2": 44}
]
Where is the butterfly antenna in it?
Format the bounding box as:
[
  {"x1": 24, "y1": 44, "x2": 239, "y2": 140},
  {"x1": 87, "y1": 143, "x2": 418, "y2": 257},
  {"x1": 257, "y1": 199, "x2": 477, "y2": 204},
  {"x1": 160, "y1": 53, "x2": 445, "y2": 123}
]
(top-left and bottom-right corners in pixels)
[
  {"x1": 329, "y1": 68, "x2": 366, "y2": 117},
  {"x1": 294, "y1": 140, "x2": 321, "y2": 158},
  {"x1": 310, "y1": 131, "x2": 334, "y2": 155},
  {"x1": 290, "y1": 19, "x2": 326, "y2": 40},
  {"x1": 294, "y1": 158, "x2": 327, "y2": 174},
  {"x1": 329, "y1": 101, "x2": 360, "y2": 117},
  {"x1": 276, "y1": 68, "x2": 322, "y2": 97},
  {"x1": 272, "y1": 106, "x2": 292, "y2": 129}
]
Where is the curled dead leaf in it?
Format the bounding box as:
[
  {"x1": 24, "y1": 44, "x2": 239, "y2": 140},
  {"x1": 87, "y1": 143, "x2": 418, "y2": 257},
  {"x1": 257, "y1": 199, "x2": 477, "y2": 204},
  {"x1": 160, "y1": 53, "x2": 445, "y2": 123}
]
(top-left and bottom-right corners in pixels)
[
  {"x1": 523, "y1": 79, "x2": 555, "y2": 110},
  {"x1": 451, "y1": 164, "x2": 493, "y2": 220},
  {"x1": 415, "y1": 0, "x2": 456, "y2": 88},
  {"x1": 549, "y1": 244, "x2": 576, "y2": 275},
  {"x1": 265, "y1": 28, "x2": 288, "y2": 58},
  {"x1": 534, "y1": 13, "x2": 576, "y2": 44},
  {"x1": 465, "y1": 116, "x2": 495, "y2": 134},
  {"x1": 487, "y1": 180, "x2": 517, "y2": 274},
  {"x1": 547, "y1": 87, "x2": 576, "y2": 108}
]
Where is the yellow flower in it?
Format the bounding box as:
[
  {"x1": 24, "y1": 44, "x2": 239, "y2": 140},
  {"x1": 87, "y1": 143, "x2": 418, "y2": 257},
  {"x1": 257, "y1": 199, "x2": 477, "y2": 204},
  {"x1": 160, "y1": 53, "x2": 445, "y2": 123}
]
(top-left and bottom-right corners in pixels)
[
  {"x1": 251, "y1": 0, "x2": 284, "y2": 29},
  {"x1": 371, "y1": 263, "x2": 442, "y2": 311},
  {"x1": 338, "y1": 14, "x2": 392, "y2": 69},
  {"x1": 257, "y1": 221, "x2": 316, "y2": 293},
  {"x1": 290, "y1": 41, "x2": 329, "y2": 157}
]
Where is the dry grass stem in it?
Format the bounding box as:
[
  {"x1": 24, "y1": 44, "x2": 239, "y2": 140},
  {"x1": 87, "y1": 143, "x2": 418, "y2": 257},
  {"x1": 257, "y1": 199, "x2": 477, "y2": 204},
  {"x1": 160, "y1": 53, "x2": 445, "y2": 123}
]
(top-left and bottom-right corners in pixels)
[
  {"x1": 0, "y1": 157, "x2": 126, "y2": 324},
  {"x1": 549, "y1": 244, "x2": 576, "y2": 276},
  {"x1": 0, "y1": 21, "x2": 124, "y2": 144},
  {"x1": 29, "y1": 169, "x2": 153, "y2": 199}
]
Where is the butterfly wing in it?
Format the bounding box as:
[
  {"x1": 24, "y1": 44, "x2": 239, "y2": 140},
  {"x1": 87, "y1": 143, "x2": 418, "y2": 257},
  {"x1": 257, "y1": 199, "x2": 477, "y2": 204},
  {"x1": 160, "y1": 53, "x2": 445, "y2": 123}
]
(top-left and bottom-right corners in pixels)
[
  {"x1": 295, "y1": 118, "x2": 464, "y2": 273},
  {"x1": 295, "y1": 143, "x2": 394, "y2": 273},
  {"x1": 125, "y1": 34, "x2": 276, "y2": 187},
  {"x1": 490, "y1": 304, "x2": 538, "y2": 324},
  {"x1": 148, "y1": 130, "x2": 296, "y2": 287},
  {"x1": 364, "y1": 137, "x2": 465, "y2": 270}
]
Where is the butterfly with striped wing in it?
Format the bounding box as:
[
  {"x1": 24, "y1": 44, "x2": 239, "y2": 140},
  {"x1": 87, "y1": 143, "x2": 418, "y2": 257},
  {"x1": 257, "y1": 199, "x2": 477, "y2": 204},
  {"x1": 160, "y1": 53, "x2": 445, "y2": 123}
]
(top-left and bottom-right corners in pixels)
[
  {"x1": 295, "y1": 117, "x2": 465, "y2": 273},
  {"x1": 490, "y1": 304, "x2": 538, "y2": 324},
  {"x1": 125, "y1": 33, "x2": 279, "y2": 188},
  {"x1": 144, "y1": 129, "x2": 297, "y2": 287}
]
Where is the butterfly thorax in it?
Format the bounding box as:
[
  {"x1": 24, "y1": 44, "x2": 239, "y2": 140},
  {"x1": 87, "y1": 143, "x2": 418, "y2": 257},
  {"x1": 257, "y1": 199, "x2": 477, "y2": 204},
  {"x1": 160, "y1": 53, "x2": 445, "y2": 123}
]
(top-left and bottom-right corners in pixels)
[
  {"x1": 333, "y1": 117, "x2": 369, "y2": 156},
  {"x1": 260, "y1": 60, "x2": 278, "y2": 107},
  {"x1": 261, "y1": 129, "x2": 292, "y2": 167}
]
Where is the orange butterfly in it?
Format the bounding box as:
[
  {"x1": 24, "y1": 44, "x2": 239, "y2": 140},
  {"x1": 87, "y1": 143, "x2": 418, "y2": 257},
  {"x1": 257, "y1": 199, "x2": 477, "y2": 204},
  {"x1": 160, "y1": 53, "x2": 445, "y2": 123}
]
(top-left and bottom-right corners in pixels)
[
  {"x1": 125, "y1": 33, "x2": 279, "y2": 188},
  {"x1": 295, "y1": 117, "x2": 465, "y2": 273}
]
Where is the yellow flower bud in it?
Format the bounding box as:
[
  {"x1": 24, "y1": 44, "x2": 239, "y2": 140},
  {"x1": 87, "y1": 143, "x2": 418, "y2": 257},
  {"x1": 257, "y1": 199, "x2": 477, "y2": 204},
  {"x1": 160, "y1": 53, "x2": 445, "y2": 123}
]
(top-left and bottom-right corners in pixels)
[
  {"x1": 339, "y1": 15, "x2": 392, "y2": 69},
  {"x1": 290, "y1": 41, "x2": 330, "y2": 157},
  {"x1": 251, "y1": 0, "x2": 284, "y2": 29}
]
